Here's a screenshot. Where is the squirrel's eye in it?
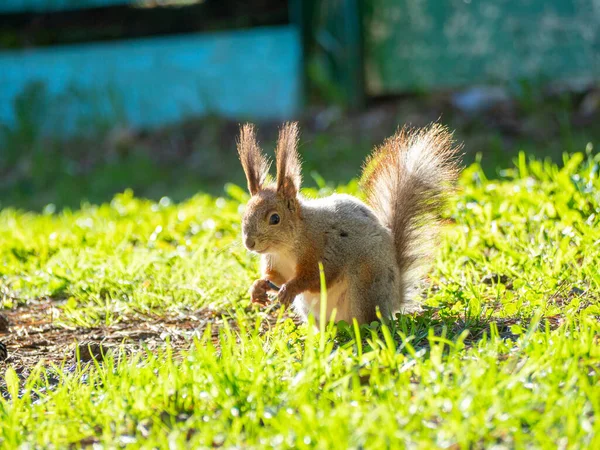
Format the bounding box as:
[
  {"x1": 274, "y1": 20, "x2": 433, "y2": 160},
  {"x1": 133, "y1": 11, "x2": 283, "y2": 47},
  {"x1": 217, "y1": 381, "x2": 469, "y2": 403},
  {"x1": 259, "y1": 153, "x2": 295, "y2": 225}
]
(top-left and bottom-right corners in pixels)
[{"x1": 269, "y1": 213, "x2": 280, "y2": 225}]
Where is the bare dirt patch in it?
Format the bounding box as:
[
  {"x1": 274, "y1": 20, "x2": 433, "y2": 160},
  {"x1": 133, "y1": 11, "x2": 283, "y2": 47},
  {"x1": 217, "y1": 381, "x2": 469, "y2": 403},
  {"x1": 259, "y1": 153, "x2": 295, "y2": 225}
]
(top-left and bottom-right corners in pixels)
[
  {"x1": 0, "y1": 285, "x2": 585, "y2": 379},
  {"x1": 0, "y1": 298, "x2": 291, "y2": 375},
  {"x1": 0, "y1": 300, "x2": 197, "y2": 371}
]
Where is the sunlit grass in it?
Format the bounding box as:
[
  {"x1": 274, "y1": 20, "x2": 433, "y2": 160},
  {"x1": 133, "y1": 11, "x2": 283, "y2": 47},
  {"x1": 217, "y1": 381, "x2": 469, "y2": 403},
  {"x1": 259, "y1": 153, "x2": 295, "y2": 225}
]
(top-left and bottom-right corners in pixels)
[{"x1": 0, "y1": 151, "x2": 599, "y2": 447}]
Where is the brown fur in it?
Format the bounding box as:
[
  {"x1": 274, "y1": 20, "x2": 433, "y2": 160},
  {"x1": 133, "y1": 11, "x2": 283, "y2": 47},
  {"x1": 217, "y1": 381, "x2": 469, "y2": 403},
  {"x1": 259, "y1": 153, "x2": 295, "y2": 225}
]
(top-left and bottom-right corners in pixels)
[
  {"x1": 361, "y1": 123, "x2": 462, "y2": 287},
  {"x1": 237, "y1": 124, "x2": 270, "y2": 195},
  {"x1": 275, "y1": 122, "x2": 302, "y2": 199},
  {"x1": 360, "y1": 261, "x2": 373, "y2": 286},
  {"x1": 298, "y1": 245, "x2": 342, "y2": 294},
  {"x1": 263, "y1": 265, "x2": 286, "y2": 287},
  {"x1": 238, "y1": 122, "x2": 462, "y2": 324},
  {"x1": 273, "y1": 235, "x2": 343, "y2": 305}
]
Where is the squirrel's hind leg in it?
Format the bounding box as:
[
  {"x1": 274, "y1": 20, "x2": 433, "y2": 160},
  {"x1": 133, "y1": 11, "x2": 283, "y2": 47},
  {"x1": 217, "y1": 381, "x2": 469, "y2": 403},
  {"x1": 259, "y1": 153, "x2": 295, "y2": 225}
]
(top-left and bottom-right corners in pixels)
[{"x1": 348, "y1": 263, "x2": 402, "y2": 324}]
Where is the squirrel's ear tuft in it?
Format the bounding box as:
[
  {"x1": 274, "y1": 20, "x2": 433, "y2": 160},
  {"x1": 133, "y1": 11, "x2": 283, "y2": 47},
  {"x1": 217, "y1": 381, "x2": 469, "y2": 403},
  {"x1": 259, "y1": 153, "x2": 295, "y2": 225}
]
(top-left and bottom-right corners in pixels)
[
  {"x1": 275, "y1": 122, "x2": 302, "y2": 199},
  {"x1": 237, "y1": 123, "x2": 271, "y2": 195}
]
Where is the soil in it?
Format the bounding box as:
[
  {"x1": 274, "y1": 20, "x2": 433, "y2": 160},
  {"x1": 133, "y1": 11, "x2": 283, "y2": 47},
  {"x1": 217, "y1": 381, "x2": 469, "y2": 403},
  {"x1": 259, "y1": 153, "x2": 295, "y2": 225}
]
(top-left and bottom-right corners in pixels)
[
  {"x1": 0, "y1": 290, "x2": 578, "y2": 375},
  {"x1": 0, "y1": 297, "x2": 294, "y2": 375},
  {"x1": 0, "y1": 287, "x2": 585, "y2": 402}
]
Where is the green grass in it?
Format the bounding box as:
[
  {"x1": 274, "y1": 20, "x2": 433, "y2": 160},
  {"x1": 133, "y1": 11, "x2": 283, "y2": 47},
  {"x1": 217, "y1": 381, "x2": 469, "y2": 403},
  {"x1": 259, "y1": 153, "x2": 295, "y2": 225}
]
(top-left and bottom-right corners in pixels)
[{"x1": 1, "y1": 151, "x2": 599, "y2": 448}]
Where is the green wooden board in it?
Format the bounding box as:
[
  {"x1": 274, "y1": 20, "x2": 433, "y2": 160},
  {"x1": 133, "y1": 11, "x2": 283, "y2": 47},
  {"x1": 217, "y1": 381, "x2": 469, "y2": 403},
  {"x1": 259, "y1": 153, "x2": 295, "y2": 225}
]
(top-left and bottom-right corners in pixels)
[{"x1": 364, "y1": 0, "x2": 600, "y2": 94}]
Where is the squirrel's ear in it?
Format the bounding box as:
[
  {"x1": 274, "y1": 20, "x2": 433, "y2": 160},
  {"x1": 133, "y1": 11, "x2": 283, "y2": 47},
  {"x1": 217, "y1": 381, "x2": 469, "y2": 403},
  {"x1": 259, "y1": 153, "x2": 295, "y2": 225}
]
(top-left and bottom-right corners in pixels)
[
  {"x1": 237, "y1": 123, "x2": 270, "y2": 196},
  {"x1": 275, "y1": 122, "x2": 302, "y2": 199}
]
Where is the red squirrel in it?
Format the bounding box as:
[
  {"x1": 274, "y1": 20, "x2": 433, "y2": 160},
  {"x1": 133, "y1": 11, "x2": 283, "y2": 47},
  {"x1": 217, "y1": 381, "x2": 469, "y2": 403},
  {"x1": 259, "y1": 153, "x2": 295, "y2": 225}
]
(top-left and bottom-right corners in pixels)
[{"x1": 238, "y1": 122, "x2": 461, "y2": 324}]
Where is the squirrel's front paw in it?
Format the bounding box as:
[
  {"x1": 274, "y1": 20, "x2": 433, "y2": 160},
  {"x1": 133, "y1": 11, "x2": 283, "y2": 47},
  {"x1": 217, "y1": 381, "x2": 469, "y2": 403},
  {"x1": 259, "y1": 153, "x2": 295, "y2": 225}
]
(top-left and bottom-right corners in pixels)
[
  {"x1": 277, "y1": 284, "x2": 295, "y2": 306},
  {"x1": 250, "y1": 279, "x2": 271, "y2": 305}
]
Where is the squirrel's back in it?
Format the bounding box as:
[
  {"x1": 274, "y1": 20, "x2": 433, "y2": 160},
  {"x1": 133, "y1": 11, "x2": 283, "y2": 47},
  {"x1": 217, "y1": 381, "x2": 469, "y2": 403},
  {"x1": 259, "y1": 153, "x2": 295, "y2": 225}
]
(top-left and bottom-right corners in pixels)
[
  {"x1": 298, "y1": 193, "x2": 401, "y2": 322},
  {"x1": 301, "y1": 193, "x2": 395, "y2": 262}
]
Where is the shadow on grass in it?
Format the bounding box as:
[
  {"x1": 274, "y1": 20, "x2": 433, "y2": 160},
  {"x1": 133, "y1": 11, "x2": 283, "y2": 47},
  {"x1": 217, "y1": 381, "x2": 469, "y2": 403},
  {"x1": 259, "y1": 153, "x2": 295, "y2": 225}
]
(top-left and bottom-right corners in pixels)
[{"x1": 334, "y1": 307, "x2": 526, "y2": 354}]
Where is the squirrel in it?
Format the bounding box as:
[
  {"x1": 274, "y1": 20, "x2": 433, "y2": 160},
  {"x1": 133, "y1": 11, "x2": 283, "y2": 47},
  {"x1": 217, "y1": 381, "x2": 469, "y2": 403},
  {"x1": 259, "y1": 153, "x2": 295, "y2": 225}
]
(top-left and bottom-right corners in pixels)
[{"x1": 237, "y1": 122, "x2": 461, "y2": 324}]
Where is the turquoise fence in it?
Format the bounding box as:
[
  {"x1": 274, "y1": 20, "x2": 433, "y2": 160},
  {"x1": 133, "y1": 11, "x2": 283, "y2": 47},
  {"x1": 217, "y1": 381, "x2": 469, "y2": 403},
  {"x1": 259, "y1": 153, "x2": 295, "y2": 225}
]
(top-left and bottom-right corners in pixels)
[
  {"x1": 0, "y1": 0, "x2": 131, "y2": 12},
  {"x1": 0, "y1": 27, "x2": 301, "y2": 135},
  {"x1": 0, "y1": 1, "x2": 301, "y2": 136},
  {"x1": 1, "y1": 0, "x2": 598, "y2": 136}
]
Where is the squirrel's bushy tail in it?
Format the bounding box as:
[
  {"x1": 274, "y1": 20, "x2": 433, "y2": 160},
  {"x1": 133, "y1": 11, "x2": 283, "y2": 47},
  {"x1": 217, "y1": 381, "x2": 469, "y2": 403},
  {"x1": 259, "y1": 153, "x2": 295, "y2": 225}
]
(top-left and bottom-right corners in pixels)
[{"x1": 361, "y1": 124, "x2": 461, "y2": 306}]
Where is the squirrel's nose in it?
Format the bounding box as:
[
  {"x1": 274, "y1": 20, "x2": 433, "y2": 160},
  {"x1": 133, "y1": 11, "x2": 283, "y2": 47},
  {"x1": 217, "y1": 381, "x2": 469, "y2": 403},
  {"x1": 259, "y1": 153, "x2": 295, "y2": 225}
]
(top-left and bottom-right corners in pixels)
[{"x1": 245, "y1": 237, "x2": 256, "y2": 250}]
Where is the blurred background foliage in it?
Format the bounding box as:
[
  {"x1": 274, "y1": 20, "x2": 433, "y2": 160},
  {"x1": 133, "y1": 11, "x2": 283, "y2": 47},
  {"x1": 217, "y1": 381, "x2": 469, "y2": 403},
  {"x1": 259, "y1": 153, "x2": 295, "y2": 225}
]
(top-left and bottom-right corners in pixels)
[{"x1": 0, "y1": 0, "x2": 598, "y2": 210}]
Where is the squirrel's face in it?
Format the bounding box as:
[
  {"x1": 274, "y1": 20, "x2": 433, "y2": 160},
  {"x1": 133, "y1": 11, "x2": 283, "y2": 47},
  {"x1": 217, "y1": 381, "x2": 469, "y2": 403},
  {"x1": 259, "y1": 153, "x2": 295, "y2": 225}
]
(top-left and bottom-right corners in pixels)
[{"x1": 242, "y1": 188, "x2": 299, "y2": 254}]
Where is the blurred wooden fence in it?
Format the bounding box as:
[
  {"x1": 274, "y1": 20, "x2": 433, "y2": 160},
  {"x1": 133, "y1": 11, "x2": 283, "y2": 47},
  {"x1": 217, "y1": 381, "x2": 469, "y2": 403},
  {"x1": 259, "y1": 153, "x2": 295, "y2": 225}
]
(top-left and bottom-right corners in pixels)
[
  {"x1": 1, "y1": 0, "x2": 598, "y2": 136},
  {"x1": 0, "y1": 0, "x2": 301, "y2": 136},
  {"x1": 304, "y1": 0, "x2": 600, "y2": 106}
]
